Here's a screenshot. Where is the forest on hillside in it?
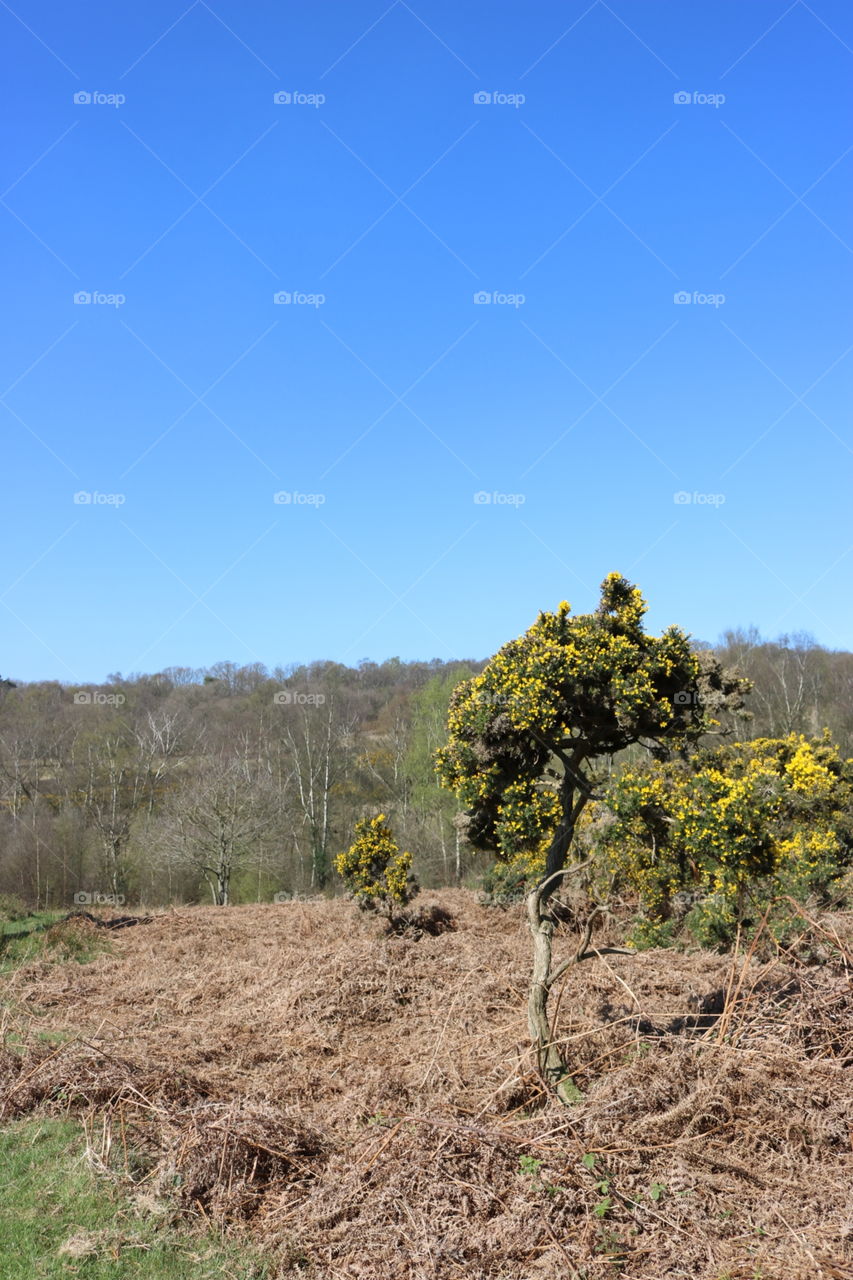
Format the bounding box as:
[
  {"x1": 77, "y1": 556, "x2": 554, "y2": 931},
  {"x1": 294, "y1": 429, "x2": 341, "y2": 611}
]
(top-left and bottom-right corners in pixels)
[{"x1": 0, "y1": 629, "x2": 851, "y2": 910}]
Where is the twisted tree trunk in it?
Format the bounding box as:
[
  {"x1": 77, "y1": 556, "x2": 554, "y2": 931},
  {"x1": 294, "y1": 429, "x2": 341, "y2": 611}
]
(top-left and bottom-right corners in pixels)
[{"x1": 526, "y1": 872, "x2": 584, "y2": 1106}]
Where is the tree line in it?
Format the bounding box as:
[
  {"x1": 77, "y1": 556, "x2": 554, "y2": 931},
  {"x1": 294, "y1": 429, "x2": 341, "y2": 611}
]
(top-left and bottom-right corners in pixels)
[{"x1": 0, "y1": 627, "x2": 851, "y2": 911}]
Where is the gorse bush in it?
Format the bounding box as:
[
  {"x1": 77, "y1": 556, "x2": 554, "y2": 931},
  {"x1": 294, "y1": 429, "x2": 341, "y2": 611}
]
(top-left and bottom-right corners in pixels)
[
  {"x1": 335, "y1": 815, "x2": 417, "y2": 918},
  {"x1": 600, "y1": 731, "x2": 853, "y2": 948},
  {"x1": 434, "y1": 576, "x2": 741, "y2": 877}
]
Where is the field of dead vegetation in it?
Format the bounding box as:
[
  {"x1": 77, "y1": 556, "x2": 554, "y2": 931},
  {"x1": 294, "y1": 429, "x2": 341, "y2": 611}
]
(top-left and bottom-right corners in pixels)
[{"x1": 1, "y1": 891, "x2": 852, "y2": 1280}]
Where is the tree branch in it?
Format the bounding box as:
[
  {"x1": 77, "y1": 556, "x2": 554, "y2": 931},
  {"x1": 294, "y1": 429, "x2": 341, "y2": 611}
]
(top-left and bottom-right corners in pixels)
[{"x1": 533, "y1": 858, "x2": 592, "y2": 914}]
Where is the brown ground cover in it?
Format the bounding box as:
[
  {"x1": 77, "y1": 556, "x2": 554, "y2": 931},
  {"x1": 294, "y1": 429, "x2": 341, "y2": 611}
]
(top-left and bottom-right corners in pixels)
[{"x1": 1, "y1": 891, "x2": 852, "y2": 1279}]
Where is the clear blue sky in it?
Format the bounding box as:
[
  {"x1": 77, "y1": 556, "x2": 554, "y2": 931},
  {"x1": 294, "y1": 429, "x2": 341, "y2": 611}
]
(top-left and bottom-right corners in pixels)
[{"x1": 2, "y1": 0, "x2": 851, "y2": 683}]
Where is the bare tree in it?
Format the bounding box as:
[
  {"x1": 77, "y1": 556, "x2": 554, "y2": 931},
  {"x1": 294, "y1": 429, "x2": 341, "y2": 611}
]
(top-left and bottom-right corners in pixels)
[
  {"x1": 278, "y1": 695, "x2": 358, "y2": 889},
  {"x1": 153, "y1": 752, "x2": 274, "y2": 905},
  {"x1": 80, "y1": 710, "x2": 185, "y2": 896}
]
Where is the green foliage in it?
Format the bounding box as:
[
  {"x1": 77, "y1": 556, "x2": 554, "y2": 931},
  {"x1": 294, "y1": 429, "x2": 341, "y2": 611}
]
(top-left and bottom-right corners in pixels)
[
  {"x1": 335, "y1": 814, "x2": 417, "y2": 916},
  {"x1": 626, "y1": 916, "x2": 679, "y2": 951},
  {"x1": 601, "y1": 732, "x2": 853, "y2": 948},
  {"x1": 406, "y1": 667, "x2": 475, "y2": 813},
  {"x1": 479, "y1": 857, "x2": 536, "y2": 905}
]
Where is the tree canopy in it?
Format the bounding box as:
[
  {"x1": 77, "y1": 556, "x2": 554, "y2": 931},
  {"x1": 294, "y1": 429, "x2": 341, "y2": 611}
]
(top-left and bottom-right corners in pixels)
[{"x1": 436, "y1": 572, "x2": 749, "y2": 889}]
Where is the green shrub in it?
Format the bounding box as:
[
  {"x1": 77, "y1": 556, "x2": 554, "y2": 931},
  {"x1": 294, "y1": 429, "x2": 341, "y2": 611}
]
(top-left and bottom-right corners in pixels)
[{"x1": 0, "y1": 893, "x2": 30, "y2": 922}]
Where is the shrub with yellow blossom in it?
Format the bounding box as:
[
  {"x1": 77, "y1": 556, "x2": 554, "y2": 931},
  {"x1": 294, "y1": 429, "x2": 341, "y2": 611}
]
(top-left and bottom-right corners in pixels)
[
  {"x1": 601, "y1": 732, "x2": 853, "y2": 948},
  {"x1": 335, "y1": 814, "x2": 417, "y2": 918}
]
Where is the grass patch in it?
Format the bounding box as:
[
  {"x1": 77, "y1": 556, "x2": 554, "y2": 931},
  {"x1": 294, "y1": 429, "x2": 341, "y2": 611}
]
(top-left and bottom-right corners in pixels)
[
  {"x1": 0, "y1": 916, "x2": 108, "y2": 976},
  {"x1": 0, "y1": 912, "x2": 63, "y2": 937},
  {"x1": 0, "y1": 1117, "x2": 270, "y2": 1278}
]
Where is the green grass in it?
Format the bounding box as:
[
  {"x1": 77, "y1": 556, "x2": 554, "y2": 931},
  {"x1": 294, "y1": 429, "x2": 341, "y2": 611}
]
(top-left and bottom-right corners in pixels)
[
  {"x1": 0, "y1": 912, "x2": 63, "y2": 937},
  {"x1": 0, "y1": 914, "x2": 108, "y2": 976},
  {"x1": 0, "y1": 1118, "x2": 270, "y2": 1278}
]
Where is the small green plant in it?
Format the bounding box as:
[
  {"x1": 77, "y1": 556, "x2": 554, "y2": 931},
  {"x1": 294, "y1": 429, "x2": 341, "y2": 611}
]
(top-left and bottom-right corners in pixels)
[
  {"x1": 593, "y1": 1194, "x2": 612, "y2": 1217},
  {"x1": 626, "y1": 916, "x2": 679, "y2": 951},
  {"x1": 517, "y1": 1154, "x2": 562, "y2": 1198},
  {"x1": 335, "y1": 815, "x2": 417, "y2": 919},
  {"x1": 582, "y1": 1154, "x2": 614, "y2": 1216},
  {"x1": 595, "y1": 1226, "x2": 629, "y2": 1261},
  {"x1": 648, "y1": 1181, "x2": 666, "y2": 1202}
]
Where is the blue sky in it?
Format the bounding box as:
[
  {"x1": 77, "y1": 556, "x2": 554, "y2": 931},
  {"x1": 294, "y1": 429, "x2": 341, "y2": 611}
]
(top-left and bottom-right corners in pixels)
[{"x1": 2, "y1": 0, "x2": 851, "y2": 683}]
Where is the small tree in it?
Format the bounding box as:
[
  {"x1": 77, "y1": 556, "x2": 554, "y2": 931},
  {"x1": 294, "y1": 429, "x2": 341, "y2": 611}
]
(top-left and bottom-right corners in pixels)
[
  {"x1": 335, "y1": 814, "x2": 416, "y2": 919},
  {"x1": 436, "y1": 573, "x2": 748, "y2": 1101},
  {"x1": 154, "y1": 755, "x2": 274, "y2": 906}
]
